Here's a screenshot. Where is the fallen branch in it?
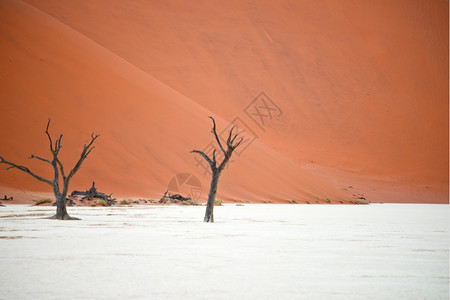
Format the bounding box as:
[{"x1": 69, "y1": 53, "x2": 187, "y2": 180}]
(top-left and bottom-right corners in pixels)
[
  {"x1": 70, "y1": 182, "x2": 115, "y2": 206},
  {"x1": 159, "y1": 190, "x2": 199, "y2": 205}
]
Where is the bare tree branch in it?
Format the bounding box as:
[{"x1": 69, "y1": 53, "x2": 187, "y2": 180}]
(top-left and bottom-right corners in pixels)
[
  {"x1": 233, "y1": 137, "x2": 244, "y2": 149},
  {"x1": 211, "y1": 149, "x2": 217, "y2": 166},
  {"x1": 29, "y1": 154, "x2": 51, "y2": 164},
  {"x1": 225, "y1": 125, "x2": 244, "y2": 150},
  {"x1": 45, "y1": 119, "x2": 54, "y2": 152},
  {"x1": 230, "y1": 132, "x2": 239, "y2": 145},
  {"x1": 209, "y1": 116, "x2": 226, "y2": 156},
  {"x1": 0, "y1": 156, "x2": 53, "y2": 185},
  {"x1": 67, "y1": 133, "x2": 100, "y2": 180},
  {"x1": 191, "y1": 150, "x2": 216, "y2": 170},
  {"x1": 226, "y1": 125, "x2": 235, "y2": 146},
  {"x1": 55, "y1": 156, "x2": 66, "y2": 180},
  {"x1": 54, "y1": 134, "x2": 63, "y2": 155},
  {"x1": 44, "y1": 120, "x2": 64, "y2": 183}
]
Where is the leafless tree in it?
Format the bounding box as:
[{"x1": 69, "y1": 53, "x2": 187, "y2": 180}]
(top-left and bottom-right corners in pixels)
[
  {"x1": 192, "y1": 116, "x2": 243, "y2": 222},
  {"x1": 0, "y1": 119, "x2": 99, "y2": 220}
]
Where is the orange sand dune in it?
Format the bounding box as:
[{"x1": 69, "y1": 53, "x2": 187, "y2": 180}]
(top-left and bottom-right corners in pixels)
[
  {"x1": 0, "y1": 0, "x2": 351, "y2": 204},
  {"x1": 1, "y1": 0, "x2": 448, "y2": 203},
  {"x1": 23, "y1": 0, "x2": 449, "y2": 203}
]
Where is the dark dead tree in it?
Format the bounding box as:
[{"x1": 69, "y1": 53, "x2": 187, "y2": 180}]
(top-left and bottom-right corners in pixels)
[
  {"x1": 0, "y1": 119, "x2": 99, "y2": 220},
  {"x1": 159, "y1": 189, "x2": 192, "y2": 203},
  {"x1": 70, "y1": 181, "x2": 116, "y2": 205},
  {"x1": 191, "y1": 116, "x2": 243, "y2": 222}
]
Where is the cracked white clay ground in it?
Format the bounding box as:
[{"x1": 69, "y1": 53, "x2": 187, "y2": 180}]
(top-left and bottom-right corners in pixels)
[{"x1": 0, "y1": 204, "x2": 448, "y2": 299}]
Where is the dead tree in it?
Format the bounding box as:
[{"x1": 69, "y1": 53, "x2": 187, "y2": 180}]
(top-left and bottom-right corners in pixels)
[
  {"x1": 191, "y1": 116, "x2": 243, "y2": 222},
  {"x1": 0, "y1": 119, "x2": 99, "y2": 220},
  {"x1": 159, "y1": 189, "x2": 192, "y2": 203},
  {"x1": 70, "y1": 181, "x2": 116, "y2": 205}
]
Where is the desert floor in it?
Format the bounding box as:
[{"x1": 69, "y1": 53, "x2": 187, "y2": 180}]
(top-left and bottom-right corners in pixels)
[{"x1": 0, "y1": 204, "x2": 448, "y2": 299}]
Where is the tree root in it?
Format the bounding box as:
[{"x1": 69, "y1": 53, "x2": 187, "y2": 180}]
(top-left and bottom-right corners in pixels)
[{"x1": 46, "y1": 214, "x2": 81, "y2": 220}]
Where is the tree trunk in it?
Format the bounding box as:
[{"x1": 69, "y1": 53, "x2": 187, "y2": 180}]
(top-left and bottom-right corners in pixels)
[
  {"x1": 55, "y1": 198, "x2": 69, "y2": 220},
  {"x1": 49, "y1": 189, "x2": 79, "y2": 220},
  {"x1": 204, "y1": 170, "x2": 220, "y2": 222}
]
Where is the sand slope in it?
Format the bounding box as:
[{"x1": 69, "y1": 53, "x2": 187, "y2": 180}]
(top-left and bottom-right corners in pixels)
[
  {"x1": 1, "y1": 0, "x2": 448, "y2": 203},
  {"x1": 0, "y1": 0, "x2": 352, "y2": 204}
]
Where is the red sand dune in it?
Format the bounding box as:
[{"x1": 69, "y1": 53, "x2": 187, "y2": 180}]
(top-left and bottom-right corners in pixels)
[{"x1": 0, "y1": 0, "x2": 448, "y2": 203}]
